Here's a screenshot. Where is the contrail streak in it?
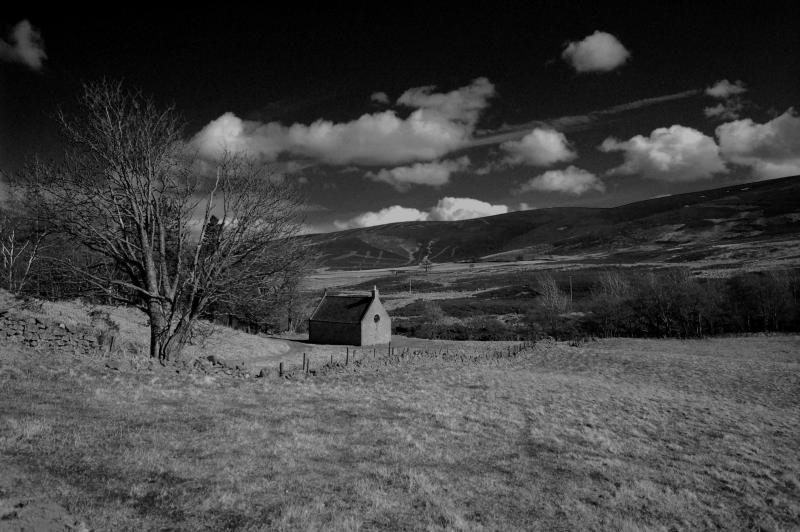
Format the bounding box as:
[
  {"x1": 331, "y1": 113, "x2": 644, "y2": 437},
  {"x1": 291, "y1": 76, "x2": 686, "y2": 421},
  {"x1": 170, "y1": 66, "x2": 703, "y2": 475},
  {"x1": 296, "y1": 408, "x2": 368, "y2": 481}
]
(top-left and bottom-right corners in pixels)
[{"x1": 468, "y1": 89, "x2": 701, "y2": 147}]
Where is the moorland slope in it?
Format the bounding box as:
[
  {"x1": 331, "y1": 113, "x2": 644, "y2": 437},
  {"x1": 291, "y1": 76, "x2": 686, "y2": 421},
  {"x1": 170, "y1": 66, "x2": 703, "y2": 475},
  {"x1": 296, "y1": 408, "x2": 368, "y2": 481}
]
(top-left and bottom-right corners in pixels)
[{"x1": 303, "y1": 175, "x2": 800, "y2": 270}]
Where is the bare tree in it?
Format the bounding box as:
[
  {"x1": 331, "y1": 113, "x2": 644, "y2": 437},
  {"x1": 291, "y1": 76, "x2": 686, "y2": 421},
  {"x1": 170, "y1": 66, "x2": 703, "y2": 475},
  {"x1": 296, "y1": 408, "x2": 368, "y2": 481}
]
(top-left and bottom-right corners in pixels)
[
  {"x1": 596, "y1": 269, "x2": 632, "y2": 301},
  {"x1": 536, "y1": 272, "x2": 570, "y2": 316},
  {"x1": 17, "y1": 81, "x2": 309, "y2": 360},
  {"x1": 0, "y1": 212, "x2": 45, "y2": 295},
  {"x1": 591, "y1": 269, "x2": 634, "y2": 337},
  {"x1": 420, "y1": 256, "x2": 433, "y2": 273}
]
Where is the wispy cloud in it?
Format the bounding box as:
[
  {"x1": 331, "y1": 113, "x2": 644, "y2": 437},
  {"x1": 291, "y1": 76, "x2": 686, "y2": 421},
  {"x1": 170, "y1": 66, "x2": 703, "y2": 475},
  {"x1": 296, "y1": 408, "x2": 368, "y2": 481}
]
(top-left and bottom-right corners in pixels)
[
  {"x1": 591, "y1": 90, "x2": 702, "y2": 116},
  {"x1": 704, "y1": 102, "x2": 743, "y2": 120},
  {"x1": 0, "y1": 20, "x2": 46, "y2": 71},
  {"x1": 704, "y1": 79, "x2": 748, "y2": 120},
  {"x1": 370, "y1": 91, "x2": 390, "y2": 104},
  {"x1": 396, "y1": 77, "x2": 495, "y2": 126},
  {"x1": 469, "y1": 89, "x2": 701, "y2": 147},
  {"x1": 706, "y1": 79, "x2": 747, "y2": 99}
]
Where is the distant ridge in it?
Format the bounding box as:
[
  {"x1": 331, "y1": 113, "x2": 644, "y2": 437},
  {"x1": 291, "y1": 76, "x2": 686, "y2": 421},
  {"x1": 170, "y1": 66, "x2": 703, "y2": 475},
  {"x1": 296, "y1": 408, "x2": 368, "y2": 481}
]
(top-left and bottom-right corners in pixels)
[{"x1": 301, "y1": 175, "x2": 800, "y2": 270}]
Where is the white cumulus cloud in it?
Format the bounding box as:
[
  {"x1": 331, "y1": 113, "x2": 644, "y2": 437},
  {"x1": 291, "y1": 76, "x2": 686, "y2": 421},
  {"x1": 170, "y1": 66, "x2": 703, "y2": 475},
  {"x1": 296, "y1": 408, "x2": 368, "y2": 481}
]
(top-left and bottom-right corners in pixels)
[
  {"x1": 516, "y1": 166, "x2": 605, "y2": 195},
  {"x1": 191, "y1": 78, "x2": 494, "y2": 166},
  {"x1": 0, "y1": 20, "x2": 46, "y2": 70},
  {"x1": 562, "y1": 31, "x2": 630, "y2": 73},
  {"x1": 427, "y1": 196, "x2": 508, "y2": 221},
  {"x1": 716, "y1": 108, "x2": 800, "y2": 179},
  {"x1": 191, "y1": 112, "x2": 287, "y2": 161},
  {"x1": 334, "y1": 205, "x2": 429, "y2": 229},
  {"x1": 706, "y1": 79, "x2": 747, "y2": 99},
  {"x1": 284, "y1": 110, "x2": 471, "y2": 165},
  {"x1": 366, "y1": 157, "x2": 470, "y2": 191},
  {"x1": 334, "y1": 196, "x2": 508, "y2": 229},
  {"x1": 600, "y1": 125, "x2": 727, "y2": 182},
  {"x1": 501, "y1": 128, "x2": 576, "y2": 166}
]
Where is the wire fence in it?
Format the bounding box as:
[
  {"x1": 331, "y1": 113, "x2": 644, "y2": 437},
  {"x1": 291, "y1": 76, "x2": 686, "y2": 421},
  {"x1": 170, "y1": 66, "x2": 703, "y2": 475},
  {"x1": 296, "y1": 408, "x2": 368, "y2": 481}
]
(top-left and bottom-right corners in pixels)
[{"x1": 272, "y1": 339, "x2": 548, "y2": 380}]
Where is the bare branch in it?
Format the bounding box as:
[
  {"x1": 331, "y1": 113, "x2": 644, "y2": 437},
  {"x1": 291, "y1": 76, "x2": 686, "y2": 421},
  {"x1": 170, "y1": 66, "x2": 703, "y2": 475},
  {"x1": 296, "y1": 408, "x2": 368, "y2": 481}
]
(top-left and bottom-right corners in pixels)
[{"x1": 14, "y1": 80, "x2": 310, "y2": 360}]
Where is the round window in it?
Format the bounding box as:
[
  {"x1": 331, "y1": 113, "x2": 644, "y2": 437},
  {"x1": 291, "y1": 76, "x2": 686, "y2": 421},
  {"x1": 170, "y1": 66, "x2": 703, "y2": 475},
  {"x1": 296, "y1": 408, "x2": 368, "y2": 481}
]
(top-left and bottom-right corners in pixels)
[{"x1": 373, "y1": 314, "x2": 381, "y2": 323}]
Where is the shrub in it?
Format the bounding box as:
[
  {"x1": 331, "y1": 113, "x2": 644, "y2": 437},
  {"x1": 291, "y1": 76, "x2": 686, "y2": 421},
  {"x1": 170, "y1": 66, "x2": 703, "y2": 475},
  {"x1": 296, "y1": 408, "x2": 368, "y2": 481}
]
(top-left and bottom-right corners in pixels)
[
  {"x1": 462, "y1": 316, "x2": 514, "y2": 341},
  {"x1": 422, "y1": 301, "x2": 447, "y2": 324}
]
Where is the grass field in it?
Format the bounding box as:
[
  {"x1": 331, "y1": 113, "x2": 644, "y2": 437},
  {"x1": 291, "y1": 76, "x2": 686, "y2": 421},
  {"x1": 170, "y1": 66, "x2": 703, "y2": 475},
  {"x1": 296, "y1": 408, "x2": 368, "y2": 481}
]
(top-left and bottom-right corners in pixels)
[{"x1": 1, "y1": 335, "x2": 799, "y2": 530}]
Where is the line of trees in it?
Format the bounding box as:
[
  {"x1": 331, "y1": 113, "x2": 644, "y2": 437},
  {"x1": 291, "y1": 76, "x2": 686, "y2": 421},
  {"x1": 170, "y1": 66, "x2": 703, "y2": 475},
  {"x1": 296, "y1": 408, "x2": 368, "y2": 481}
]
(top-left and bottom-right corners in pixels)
[
  {"x1": 3, "y1": 80, "x2": 312, "y2": 360},
  {"x1": 582, "y1": 268, "x2": 800, "y2": 338},
  {"x1": 394, "y1": 268, "x2": 800, "y2": 341}
]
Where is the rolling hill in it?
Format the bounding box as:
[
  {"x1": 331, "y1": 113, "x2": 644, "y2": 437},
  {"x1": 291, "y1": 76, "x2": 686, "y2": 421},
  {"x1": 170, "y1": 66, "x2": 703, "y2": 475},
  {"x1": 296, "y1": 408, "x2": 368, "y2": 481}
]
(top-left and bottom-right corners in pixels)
[{"x1": 302, "y1": 175, "x2": 800, "y2": 270}]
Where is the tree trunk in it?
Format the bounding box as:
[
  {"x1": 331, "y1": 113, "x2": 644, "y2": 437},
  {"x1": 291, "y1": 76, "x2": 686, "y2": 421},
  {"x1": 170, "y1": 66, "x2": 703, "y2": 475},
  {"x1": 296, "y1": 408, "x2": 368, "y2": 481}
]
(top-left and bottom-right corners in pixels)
[
  {"x1": 148, "y1": 304, "x2": 169, "y2": 360},
  {"x1": 148, "y1": 308, "x2": 193, "y2": 361},
  {"x1": 161, "y1": 318, "x2": 193, "y2": 361}
]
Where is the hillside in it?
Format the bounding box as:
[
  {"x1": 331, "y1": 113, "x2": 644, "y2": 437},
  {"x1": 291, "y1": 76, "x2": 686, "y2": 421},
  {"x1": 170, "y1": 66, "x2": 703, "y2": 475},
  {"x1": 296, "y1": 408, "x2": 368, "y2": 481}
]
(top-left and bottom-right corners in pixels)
[{"x1": 302, "y1": 175, "x2": 800, "y2": 270}]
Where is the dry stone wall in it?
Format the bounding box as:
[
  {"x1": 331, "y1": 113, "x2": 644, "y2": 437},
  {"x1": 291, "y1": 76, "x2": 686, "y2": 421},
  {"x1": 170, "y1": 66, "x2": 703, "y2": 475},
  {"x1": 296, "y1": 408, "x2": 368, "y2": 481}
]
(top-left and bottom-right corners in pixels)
[{"x1": 0, "y1": 308, "x2": 101, "y2": 355}]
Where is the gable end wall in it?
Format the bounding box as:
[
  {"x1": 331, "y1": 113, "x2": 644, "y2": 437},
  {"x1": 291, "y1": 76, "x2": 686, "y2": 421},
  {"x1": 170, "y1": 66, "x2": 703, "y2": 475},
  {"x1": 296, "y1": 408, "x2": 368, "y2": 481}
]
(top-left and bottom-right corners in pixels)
[{"x1": 360, "y1": 298, "x2": 391, "y2": 346}]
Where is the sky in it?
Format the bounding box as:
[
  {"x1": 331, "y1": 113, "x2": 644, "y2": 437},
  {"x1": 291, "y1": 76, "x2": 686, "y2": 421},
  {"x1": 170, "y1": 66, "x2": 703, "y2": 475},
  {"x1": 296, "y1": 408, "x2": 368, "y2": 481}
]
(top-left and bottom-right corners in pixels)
[{"x1": 1, "y1": 4, "x2": 798, "y2": 233}]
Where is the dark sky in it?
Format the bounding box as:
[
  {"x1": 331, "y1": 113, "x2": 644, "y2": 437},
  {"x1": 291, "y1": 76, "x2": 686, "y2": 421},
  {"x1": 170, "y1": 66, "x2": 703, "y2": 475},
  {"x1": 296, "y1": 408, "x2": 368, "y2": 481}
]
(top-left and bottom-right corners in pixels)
[{"x1": 2, "y1": 4, "x2": 798, "y2": 232}]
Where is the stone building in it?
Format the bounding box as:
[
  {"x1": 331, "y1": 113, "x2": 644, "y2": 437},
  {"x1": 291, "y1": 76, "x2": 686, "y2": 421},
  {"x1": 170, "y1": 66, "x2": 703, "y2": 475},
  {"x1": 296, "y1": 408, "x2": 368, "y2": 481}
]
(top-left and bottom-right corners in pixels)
[{"x1": 308, "y1": 286, "x2": 391, "y2": 345}]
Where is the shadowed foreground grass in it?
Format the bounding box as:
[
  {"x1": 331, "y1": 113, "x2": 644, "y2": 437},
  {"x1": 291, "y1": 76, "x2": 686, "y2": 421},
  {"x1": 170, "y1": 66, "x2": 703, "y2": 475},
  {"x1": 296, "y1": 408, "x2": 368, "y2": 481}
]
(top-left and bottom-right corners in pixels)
[{"x1": 1, "y1": 336, "x2": 799, "y2": 530}]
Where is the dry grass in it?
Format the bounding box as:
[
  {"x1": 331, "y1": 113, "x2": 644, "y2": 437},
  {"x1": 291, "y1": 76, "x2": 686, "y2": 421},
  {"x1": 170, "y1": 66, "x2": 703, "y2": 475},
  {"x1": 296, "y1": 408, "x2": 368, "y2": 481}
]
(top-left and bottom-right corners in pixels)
[{"x1": 1, "y1": 336, "x2": 799, "y2": 530}]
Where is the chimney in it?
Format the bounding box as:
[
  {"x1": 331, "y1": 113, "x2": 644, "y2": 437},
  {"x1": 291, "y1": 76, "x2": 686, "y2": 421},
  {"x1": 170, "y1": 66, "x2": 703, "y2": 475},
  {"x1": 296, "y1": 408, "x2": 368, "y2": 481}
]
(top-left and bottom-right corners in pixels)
[{"x1": 372, "y1": 285, "x2": 378, "y2": 298}]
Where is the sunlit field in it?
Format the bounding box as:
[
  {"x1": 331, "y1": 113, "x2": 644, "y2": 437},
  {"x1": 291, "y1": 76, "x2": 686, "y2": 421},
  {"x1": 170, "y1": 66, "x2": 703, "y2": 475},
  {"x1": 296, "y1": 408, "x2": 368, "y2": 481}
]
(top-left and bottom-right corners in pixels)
[{"x1": 2, "y1": 335, "x2": 798, "y2": 530}]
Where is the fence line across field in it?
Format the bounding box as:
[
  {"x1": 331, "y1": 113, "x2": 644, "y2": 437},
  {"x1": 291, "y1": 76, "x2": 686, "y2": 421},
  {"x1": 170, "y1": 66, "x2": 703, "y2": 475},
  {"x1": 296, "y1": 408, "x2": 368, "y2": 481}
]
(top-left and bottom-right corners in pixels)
[{"x1": 275, "y1": 338, "x2": 542, "y2": 378}]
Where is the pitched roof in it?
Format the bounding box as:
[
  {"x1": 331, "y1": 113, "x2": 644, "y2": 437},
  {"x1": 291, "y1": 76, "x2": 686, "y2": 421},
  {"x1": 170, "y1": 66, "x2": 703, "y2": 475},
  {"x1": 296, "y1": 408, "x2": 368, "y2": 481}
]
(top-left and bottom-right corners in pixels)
[{"x1": 309, "y1": 295, "x2": 373, "y2": 323}]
